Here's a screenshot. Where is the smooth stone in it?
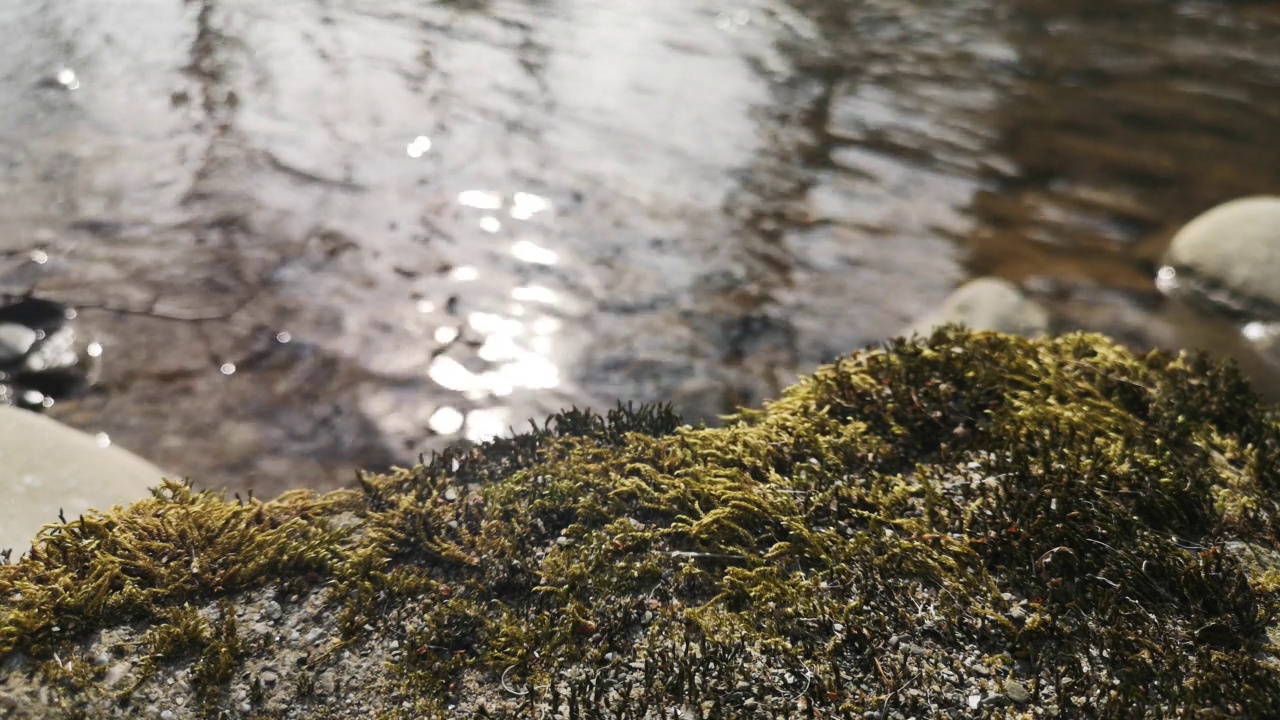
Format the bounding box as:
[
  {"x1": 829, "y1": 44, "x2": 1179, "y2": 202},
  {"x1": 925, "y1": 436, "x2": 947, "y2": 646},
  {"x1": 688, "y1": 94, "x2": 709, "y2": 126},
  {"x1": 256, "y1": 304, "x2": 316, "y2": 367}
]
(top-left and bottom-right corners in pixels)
[
  {"x1": 0, "y1": 407, "x2": 169, "y2": 554},
  {"x1": 0, "y1": 324, "x2": 38, "y2": 364},
  {"x1": 904, "y1": 277, "x2": 1050, "y2": 338},
  {"x1": 1163, "y1": 196, "x2": 1280, "y2": 318}
]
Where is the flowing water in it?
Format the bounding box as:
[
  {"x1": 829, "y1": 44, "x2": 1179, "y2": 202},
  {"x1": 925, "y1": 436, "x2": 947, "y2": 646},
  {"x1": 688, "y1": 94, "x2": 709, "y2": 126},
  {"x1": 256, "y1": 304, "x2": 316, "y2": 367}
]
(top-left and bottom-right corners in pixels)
[{"x1": 1, "y1": 0, "x2": 1278, "y2": 496}]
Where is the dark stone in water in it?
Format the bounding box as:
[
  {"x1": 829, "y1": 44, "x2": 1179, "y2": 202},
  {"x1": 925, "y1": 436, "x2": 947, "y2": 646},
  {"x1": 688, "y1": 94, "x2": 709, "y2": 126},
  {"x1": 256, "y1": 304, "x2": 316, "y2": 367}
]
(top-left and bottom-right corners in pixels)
[
  {"x1": 0, "y1": 297, "x2": 71, "y2": 336},
  {"x1": 0, "y1": 297, "x2": 92, "y2": 409}
]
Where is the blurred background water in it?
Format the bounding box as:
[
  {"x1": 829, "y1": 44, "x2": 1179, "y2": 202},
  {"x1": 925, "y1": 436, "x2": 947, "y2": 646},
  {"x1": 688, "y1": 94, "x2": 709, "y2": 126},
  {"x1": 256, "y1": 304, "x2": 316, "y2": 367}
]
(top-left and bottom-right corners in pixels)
[{"x1": 0, "y1": 0, "x2": 1277, "y2": 497}]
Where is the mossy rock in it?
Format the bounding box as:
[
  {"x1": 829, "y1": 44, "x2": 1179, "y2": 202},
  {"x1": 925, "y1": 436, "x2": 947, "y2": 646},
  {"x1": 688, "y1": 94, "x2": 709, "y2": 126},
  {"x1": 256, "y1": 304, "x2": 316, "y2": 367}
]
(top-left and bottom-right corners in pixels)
[{"x1": 3, "y1": 328, "x2": 1280, "y2": 719}]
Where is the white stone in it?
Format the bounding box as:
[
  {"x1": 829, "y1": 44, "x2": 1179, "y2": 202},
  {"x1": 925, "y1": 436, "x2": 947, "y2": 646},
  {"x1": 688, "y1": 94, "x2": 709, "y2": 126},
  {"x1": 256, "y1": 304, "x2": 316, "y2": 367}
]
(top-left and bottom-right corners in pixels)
[
  {"x1": 0, "y1": 324, "x2": 38, "y2": 364},
  {"x1": 1164, "y1": 196, "x2": 1280, "y2": 317},
  {"x1": 904, "y1": 277, "x2": 1050, "y2": 338},
  {"x1": 0, "y1": 407, "x2": 169, "y2": 554}
]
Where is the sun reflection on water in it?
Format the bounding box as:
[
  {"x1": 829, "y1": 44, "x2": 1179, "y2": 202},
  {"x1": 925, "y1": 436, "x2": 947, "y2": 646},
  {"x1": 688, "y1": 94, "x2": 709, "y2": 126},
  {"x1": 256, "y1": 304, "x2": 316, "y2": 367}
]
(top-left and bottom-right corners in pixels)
[
  {"x1": 56, "y1": 68, "x2": 80, "y2": 90},
  {"x1": 458, "y1": 190, "x2": 502, "y2": 210},
  {"x1": 405, "y1": 135, "x2": 432, "y2": 158},
  {"x1": 511, "y1": 239, "x2": 558, "y2": 265},
  {"x1": 428, "y1": 406, "x2": 464, "y2": 435},
  {"x1": 465, "y1": 407, "x2": 510, "y2": 443},
  {"x1": 413, "y1": 189, "x2": 567, "y2": 441},
  {"x1": 510, "y1": 192, "x2": 550, "y2": 220},
  {"x1": 511, "y1": 285, "x2": 559, "y2": 305}
]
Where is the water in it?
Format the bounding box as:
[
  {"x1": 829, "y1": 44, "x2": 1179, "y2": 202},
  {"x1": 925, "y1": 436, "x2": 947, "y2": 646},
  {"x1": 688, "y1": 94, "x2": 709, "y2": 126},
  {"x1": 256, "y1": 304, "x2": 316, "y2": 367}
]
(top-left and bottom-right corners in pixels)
[{"x1": 1, "y1": 0, "x2": 1278, "y2": 497}]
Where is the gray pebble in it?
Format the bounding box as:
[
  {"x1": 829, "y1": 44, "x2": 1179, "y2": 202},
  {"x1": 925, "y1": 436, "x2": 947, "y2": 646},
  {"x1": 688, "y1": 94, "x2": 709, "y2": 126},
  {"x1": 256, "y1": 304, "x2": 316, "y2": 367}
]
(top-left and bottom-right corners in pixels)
[
  {"x1": 260, "y1": 670, "x2": 279, "y2": 687},
  {"x1": 316, "y1": 670, "x2": 337, "y2": 696},
  {"x1": 981, "y1": 692, "x2": 1008, "y2": 707},
  {"x1": 444, "y1": 487, "x2": 459, "y2": 501},
  {"x1": 1004, "y1": 679, "x2": 1032, "y2": 704},
  {"x1": 264, "y1": 600, "x2": 283, "y2": 621},
  {"x1": 103, "y1": 662, "x2": 130, "y2": 688},
  {"x1": 159, "y1": 711, "x2": 175, "y2": 720}
]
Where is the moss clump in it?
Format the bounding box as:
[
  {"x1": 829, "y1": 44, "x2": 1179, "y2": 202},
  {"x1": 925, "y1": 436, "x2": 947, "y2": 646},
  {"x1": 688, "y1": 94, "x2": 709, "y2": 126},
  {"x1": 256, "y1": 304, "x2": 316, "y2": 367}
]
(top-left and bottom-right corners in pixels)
[{"x1": 3, "y1": 328, "x2": 1280, "y2": 718}]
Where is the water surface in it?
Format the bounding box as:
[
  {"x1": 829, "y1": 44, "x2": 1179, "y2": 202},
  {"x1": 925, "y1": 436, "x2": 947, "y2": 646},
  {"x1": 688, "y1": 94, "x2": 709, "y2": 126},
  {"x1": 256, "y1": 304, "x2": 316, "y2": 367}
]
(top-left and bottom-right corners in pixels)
[{"x1": 1, "y1": 0, "x2": 1278, "y2": 495}]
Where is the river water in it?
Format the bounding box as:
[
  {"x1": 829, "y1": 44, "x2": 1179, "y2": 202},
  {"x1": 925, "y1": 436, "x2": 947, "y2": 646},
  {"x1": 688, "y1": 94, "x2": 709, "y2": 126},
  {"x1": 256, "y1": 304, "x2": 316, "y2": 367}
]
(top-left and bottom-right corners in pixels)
[{"x1": 1, "y1": 0, "x2": 1278, "y2": 496}]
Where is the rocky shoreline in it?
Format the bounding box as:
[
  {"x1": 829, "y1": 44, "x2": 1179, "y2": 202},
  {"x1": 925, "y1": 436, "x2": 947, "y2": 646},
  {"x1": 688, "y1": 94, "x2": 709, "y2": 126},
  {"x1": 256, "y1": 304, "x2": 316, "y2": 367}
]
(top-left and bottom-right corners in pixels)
[{"x1": 2, "y1": 328, "x2": 1279, "y2": 718}]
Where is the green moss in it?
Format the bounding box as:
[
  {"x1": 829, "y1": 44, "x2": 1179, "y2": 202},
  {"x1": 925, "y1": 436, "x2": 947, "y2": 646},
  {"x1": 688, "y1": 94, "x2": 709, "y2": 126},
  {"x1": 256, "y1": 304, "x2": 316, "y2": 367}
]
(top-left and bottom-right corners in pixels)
[{"x1": 4, "y1": 328, "x2": 1280, "y2": 718}]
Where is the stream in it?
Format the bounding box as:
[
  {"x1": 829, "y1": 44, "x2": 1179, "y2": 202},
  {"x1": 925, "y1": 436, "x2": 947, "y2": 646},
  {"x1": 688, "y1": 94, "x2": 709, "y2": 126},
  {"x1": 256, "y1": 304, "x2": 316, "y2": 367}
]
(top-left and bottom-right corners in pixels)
[{"x1": 1, "y1": 0, "x2": 1278, "y2": 496}]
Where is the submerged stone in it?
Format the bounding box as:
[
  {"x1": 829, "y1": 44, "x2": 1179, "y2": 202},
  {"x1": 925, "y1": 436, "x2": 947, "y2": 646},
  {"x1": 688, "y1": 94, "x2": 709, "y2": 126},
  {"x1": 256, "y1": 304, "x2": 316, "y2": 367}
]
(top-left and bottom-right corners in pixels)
[
  {"x1": 0, "y1": 324, "x2": 37, "y2": 365},
  {"x1": 0, "y1": 298, "x2": 96, "y2": 409},
  {"x1": 0, "y1": 328, "x2": 1279, "y2": 718}
]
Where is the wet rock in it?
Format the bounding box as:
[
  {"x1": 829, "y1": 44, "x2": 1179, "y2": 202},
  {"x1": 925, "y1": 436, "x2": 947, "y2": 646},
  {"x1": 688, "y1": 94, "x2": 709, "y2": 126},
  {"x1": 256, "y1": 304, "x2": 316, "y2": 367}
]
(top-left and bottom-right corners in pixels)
[
  {"x1": 903, "y1": 277, "x2": 1050, "y2": 338},
  {"x1": 1162, "y1": 196, "x2": 1280, "y2": 319},
  {"x1": 0, "y1": 323, "x2": 38, "y2": 364},
  {"x1": 0, "y1": 298, "x2": 70, "y2": 336},
  {"x1": 0, "y1": 407, "x2": 168, "y2": 553},
  {"x1": 0, "y1": 298, "x2": 96, "y2": 408}
]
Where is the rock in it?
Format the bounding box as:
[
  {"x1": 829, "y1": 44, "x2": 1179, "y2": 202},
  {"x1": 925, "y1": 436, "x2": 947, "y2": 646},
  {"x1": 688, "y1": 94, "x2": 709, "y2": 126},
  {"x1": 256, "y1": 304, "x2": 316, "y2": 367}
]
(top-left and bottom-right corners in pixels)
[
  {"x1": 263, "y1": 601, "x2": 283, "y2": 622},
  {"x1": 102, "y1": 662, "x2": 130, "y2": 688},
  {"x1": 0, "y1": 299, "x2": 97, "y2": 408},
  {"x1": 315, "y1": 670, "x2": 336, "y2": 696},
  {"x1": 1161, "y1": 196, "x2": 1280, "y2": 319},
  {"x1": 0, "y1": 324, "x2": 38, "y2": 364},
  {"x1": 0, "y1": 407, "x2": 169, "y2": 554},
  {"x1": 903, "y1": 277, "x2": 1050, "y2": 338},
  {"x1": 2, "y1": 330, "x2": 1280, "y2": 718},
  {"x1": 1004, "y1": 679, "x2": 1032, "y2": 704},
  {"x1": 0, "y1": 299, "x2": 69, "y2": 336}
]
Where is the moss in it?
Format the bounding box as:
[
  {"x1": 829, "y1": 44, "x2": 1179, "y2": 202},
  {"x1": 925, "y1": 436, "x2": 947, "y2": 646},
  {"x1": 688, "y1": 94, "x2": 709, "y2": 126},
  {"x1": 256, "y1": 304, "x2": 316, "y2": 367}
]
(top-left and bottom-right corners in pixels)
[{"x1": 3, "y1": 328, "x2": 1280, "y2": 718}]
